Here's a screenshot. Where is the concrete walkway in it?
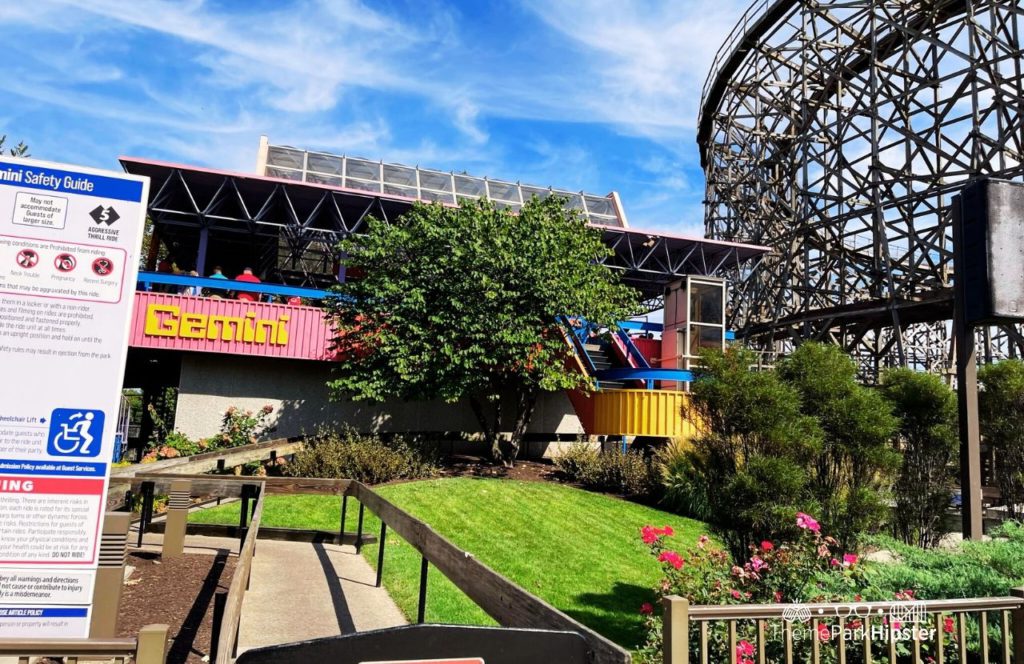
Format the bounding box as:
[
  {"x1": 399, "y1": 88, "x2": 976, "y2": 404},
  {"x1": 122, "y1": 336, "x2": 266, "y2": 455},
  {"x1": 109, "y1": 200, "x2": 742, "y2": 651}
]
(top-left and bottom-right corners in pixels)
[
  {"x1": 129, "y1": 514, "x2": 406, "y2": 652},
  {"x1": 237, "y1": 540, "x2": 407, "y2": 652}
]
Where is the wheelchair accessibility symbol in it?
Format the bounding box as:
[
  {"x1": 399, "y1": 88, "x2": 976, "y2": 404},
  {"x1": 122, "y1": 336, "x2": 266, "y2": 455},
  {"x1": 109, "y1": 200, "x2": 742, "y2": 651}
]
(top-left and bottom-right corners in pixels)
[{"x1": 47, "y1": 408, "x2": 105, "y2": 458}]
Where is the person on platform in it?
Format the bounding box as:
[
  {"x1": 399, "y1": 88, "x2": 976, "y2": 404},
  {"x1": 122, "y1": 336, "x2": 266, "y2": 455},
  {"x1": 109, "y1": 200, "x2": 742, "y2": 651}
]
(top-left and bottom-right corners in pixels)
[
  {"x1": 234, "y1": 267, "x2": 261, "y2": 301},
  {"x1": 206, "y1": 266, "x2": 228, "y2": 298},
  {"x1": 180, "y1": 270, "x2": 201, "y2": 297}
]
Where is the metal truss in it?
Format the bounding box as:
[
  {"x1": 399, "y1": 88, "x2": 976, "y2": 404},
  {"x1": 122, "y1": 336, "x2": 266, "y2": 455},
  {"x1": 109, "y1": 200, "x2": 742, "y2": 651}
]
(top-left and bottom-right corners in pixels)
[
  {"x1": 125, "y1": 159, "x2": 765, "y2": 311},
  {"x1": 699, "y1": 0, "x2": 1024, "y2": 379}
]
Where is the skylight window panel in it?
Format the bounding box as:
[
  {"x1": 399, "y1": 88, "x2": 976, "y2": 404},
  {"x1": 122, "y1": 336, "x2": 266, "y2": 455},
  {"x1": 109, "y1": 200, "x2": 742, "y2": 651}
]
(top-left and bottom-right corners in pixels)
[
  {"x1": 345, "y1": 178, "x2": 381, "y2": 193},
  {"x1": 267, "y1": 146, "x2": 304, "y2": 169},
  {"x1": 306, "y1": 173, "x2": 343, "y2": 186},
  {"x1": 308, "y1": 153, "x2": 343, "y2": 176},
  {"x1": 487, "y1": 180, "x2": 519, "y2": 202},
  {"x1": 346, "y1": 158, "x2": 380, "y2": 182},
  {"x1": 420, "y1": 189, "x2": 456, "y2": 204},
  {"x1": 584, "y1": 195, "x2": 614, "y2": 216},
  {"x1": 454, "y1": 175, "x2": 486, "y2": 197},
  {"x1": 266, "y1": 166, "x2": 303, "y2": 181},
  {"x1": 419, "y1": 170, "x2": 453, "y2": 192},
  {"x1": 384, "y1": 184, "x2": 418, "y2": 198},
  {"x1": 521, "y1": 186, "x2": 551, "y2": 201},
  {"x1": 383, "y1": 164, "x2": 417, "y2": 187}
]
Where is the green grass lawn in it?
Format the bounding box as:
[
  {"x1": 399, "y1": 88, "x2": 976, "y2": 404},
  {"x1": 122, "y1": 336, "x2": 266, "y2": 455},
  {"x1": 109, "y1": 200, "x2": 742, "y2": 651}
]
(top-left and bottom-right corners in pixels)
[{"x1": 191, "y1": 478, "x2": 708, "y2": 649}]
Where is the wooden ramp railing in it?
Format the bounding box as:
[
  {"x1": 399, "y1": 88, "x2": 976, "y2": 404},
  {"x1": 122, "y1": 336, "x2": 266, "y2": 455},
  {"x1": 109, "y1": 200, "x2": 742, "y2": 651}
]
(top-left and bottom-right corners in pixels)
[
  {"x1": 0, "y1": 624, "x2": 170, "y2": 664},
  {"x1": 131, "y1": 473, "x2": 630, "y2": 664},
  {"x1": 663, "y1": 593, "x2": 1024, "y2": 664}
]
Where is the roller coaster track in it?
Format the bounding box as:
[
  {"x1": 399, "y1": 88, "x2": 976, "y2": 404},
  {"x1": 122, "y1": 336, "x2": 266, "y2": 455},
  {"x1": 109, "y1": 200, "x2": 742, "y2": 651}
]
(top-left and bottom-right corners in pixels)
[{"x1": 698, "y1": 0, "x2": 1024, "y2": 378}]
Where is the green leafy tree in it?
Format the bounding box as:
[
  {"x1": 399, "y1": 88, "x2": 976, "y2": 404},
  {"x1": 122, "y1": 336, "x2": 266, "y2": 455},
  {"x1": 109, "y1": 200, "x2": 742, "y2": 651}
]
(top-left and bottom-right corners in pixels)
[
  {"x1": 979, "y1": 359, "x2": 1024, "y2": 521},
  {"x1": 0, "y1": 135, "x2": 29, "y2": 157},
  {"x1": 326, "y1": 196, "x2": 639, "y2": 465},
  {"x1": 684, "y1": 347, "x2": 823, "y2": 557},
  {"x1": 778, "y1": 342, "x2": 900, "y2": 549},
  {"x1": 880, "y1": 368, "x2": 958, "y2": 548}
]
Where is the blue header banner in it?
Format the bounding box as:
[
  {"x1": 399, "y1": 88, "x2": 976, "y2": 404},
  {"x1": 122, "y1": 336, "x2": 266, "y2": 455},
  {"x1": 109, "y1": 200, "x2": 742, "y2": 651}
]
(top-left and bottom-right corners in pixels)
[
  {"x1": 0, "y1": 458, "x2": 108, "y2": 477},
  {"x1": 0, "y1": 161, "x2": 143, "y2": 202},
  {"x1": 0, "y1": 608, "x2": 89, "y2": 618}
]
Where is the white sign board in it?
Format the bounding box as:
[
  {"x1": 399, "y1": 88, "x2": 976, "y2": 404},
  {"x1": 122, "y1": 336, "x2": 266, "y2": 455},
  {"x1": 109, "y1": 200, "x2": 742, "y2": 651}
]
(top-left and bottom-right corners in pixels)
[{"x1": 0, "y1": 157, "x2": 147, "y2": 638}]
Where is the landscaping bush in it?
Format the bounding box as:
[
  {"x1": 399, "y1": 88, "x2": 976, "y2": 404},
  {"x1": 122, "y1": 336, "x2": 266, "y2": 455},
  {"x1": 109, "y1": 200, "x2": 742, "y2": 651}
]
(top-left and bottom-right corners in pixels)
[
  {"x1": 655, "y1": 439, "x2": 711, "y2": 521},
  {"x1": 979, "y1": 359, "x2": 1024, "y2": 521},
  {"x1": 553, "y1": 442, "x2": 656, "y2": 496},
  {"x1": 879, "y1": 368, "x2": 958, "y2": 548},
  {"x1": 684, "y1": 347, "x2": 822, "y2": 558},
  {"x1": 777, "y1": 343, "x2": 900, "y2": 549},
  {"x1": 215, "y1": 404, "x2": 276, "y2": 448},
  {"x1": 286, "y1": 428, "x2": 439, "y2": 484}
]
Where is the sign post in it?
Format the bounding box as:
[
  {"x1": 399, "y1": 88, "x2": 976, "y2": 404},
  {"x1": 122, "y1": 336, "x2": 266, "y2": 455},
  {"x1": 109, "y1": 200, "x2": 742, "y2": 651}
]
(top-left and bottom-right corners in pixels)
[{"x1": 0, "y1": 157, "x2": 147, "y2": 637}]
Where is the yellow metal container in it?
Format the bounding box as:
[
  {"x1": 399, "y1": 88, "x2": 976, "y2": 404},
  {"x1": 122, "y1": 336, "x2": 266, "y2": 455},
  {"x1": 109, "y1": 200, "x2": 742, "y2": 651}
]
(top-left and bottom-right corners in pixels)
[{"x1": 591, "y1": 389, "x2": 702, "y2": 438}]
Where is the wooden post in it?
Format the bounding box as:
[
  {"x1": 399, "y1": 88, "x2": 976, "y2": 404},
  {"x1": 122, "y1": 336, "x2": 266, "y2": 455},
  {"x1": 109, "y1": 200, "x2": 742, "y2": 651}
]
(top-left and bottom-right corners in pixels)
[
  {"x1": 163, "y1": 479, "x2": 191, "y2": 558},
  {"x1": 137, "y1": 481, "x2": 155, "y2": 548},
  {"x1": 663, "y1": 595, "x2": 689, "y2": 664},
  {"x1": 135, "y1": 623, "x2": 170, "y2": 664},
  {"x1": 356, "y1": 503, "x2": 365, "y2": 553},
  {"x1": 952, "y1": 196, "x2": 985, "y2": 539},
  {"x1": 89, "y1": 512, "x2": 130, "y2": 638},
  {"x1": 1012, "y1": 587, "x2": 1024, "y2": 663}
]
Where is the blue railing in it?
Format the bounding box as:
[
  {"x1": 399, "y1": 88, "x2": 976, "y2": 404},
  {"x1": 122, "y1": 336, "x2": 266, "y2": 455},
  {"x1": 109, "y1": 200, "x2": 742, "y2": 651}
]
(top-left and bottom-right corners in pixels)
[{"x1": 136, "y1": 271, "x2": 334, "y2": 300}]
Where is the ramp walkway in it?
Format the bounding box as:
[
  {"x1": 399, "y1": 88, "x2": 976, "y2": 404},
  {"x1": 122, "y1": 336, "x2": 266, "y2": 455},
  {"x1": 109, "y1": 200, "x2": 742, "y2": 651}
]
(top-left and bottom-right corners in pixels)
[
  {"x1": 237, "y1": 539, "x2": 406, "y2": 651},
  {"x1": 131, "y1": 512, "x2": 405, "y2": 654}
]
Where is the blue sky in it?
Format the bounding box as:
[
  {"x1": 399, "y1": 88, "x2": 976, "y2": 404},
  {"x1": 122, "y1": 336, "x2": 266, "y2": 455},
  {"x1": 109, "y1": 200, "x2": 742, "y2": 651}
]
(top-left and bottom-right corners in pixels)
[{"x1": 0, "y1": 0, "x2": 748, "y2": 236}]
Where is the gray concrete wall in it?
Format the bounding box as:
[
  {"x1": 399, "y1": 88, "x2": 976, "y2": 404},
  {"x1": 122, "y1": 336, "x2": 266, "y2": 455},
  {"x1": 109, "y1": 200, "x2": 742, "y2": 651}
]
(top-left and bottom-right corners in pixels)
[{"x1": 174, "y1": 353, "x2": 587, "y2": 443}]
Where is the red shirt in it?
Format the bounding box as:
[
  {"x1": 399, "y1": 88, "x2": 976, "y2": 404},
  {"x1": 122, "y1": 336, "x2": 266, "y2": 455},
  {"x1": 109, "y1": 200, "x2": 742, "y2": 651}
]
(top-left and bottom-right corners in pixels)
[{"x1": 234, "y1": 273, "x2": 261, "y2": 301}]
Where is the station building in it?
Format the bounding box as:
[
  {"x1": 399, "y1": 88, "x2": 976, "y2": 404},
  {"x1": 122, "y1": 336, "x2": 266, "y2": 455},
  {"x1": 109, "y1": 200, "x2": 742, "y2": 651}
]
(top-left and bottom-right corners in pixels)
[{"x1": 119, "y1": 138, "x2": 768, "y2": 455}]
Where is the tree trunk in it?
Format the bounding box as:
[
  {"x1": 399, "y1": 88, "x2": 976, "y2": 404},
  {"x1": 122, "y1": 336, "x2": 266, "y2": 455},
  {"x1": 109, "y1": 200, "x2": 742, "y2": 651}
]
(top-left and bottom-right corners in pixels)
[
  {"x1": 508, "y1": 386, "x2": 539, "y2": 468},
  {"x1": 469, "y1": 396, "x2": 502, "y2": 463}
]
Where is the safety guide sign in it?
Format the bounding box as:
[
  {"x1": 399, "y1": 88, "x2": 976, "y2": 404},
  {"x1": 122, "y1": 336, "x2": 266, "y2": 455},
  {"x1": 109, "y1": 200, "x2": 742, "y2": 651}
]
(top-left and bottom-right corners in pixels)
[{"x1": 0, "y1": 157, "x2": 147, "y2": 637}]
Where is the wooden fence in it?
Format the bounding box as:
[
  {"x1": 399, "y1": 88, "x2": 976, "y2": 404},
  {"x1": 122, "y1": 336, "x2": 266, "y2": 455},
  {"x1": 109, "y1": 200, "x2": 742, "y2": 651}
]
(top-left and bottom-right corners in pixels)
[
  {"x1": 130, "y1": 473, "x2": 630, "y2": 664},
  {"x1": 663, "y1": 593, "x2": 1024, "y2": 664}
]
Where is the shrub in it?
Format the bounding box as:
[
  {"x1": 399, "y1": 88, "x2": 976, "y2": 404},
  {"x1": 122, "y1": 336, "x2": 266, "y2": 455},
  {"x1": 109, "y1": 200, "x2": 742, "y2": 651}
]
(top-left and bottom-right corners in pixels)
[
  {"x1": 979, "y1": 360, "x2": 1024, "y2": 521},
  {"x1": 655, "y1": 439, "x2": 711, "y2": 521},
  {"x1": 286, "y1": 428, "x2": 439, "y2": 484},
  {"x1": 553, "y1": 443, "x2": 656, "y2": 496},
  {"x1": 216, "y1": 404, "x2": 275, "y2": 448},
  {"x1": 684, "y1": 347, "x2": 821, "y2": 557},
  {"x1": 879, "y1": 368, "x2": 958, "y2": 548},
  {"x1": 777, "y1": 343, "x2": 900, "y2": 549}
]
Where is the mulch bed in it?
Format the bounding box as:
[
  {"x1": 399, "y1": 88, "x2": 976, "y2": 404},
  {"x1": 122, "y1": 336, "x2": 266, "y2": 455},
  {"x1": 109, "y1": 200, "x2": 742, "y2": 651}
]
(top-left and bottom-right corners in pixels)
[
  {"x1": 119, "y1": 551, "x2": 236, "y2": 664},
  {"x1": 437, "y1": 455, "x2": 559, "y2": 482}
]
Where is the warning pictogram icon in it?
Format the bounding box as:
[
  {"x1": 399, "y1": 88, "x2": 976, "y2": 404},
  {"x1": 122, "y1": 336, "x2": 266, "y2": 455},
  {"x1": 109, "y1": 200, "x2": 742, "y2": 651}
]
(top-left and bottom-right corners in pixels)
[
  {"x1": 91, "y1": 257, "x2": 114, "y2": 276},
  {"x1": 54, "y1": 253, "x2": 76, "y2": 272},
  {"x1": 16, "y1": 249, "x2": 39, "y2": 268}
]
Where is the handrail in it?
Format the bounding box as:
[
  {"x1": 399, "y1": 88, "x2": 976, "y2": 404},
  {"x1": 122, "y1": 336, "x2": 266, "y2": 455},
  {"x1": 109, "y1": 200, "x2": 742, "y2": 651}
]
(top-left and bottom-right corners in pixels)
[
  {"x1": 698, "y1": 0, "x2": 773, "y2": 129},
  {"x1": 135, "y1": 472, "x2": 628, "y2": 664},
  {"x1": 0, "y1": 637, "x2": 138, "y2": 656},
  {"x1": 137, "y1": 271, "x2": 335, "y2": 300},
  {"x1": 0, "y1": 624, "x2": 170, "y2": 663},
  {"x1": 688, "y1": 596, "x2": 1024, "y2": 621},
  {"x1": 349, "y1": 481, "x2": 629, "y2": 664},
  {"x1": 215, "y1": 482, "x2": 266, "y2": 664}
]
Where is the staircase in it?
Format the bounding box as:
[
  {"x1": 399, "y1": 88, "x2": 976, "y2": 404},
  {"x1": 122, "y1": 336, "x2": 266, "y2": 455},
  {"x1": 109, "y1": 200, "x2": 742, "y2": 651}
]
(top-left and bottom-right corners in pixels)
[{"x1": 584, "y1": 343, "x2": 624, "y2": 389}]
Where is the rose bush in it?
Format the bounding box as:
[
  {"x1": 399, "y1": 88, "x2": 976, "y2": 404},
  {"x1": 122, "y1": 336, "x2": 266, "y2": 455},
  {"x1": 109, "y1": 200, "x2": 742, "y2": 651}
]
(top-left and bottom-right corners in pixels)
[{"x1": 143, "y1": 404, "x2": 275, "y2": 461}]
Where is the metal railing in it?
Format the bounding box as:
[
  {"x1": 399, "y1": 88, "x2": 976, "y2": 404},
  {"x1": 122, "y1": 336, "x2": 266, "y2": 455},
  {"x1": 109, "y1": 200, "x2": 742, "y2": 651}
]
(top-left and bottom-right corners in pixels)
[
  {"x1": 663, "y1": 593, "x2": 1024, "y2": 663},
  {"x1": 125, "y1": 473, "x2": 629, "y2": 664}
]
